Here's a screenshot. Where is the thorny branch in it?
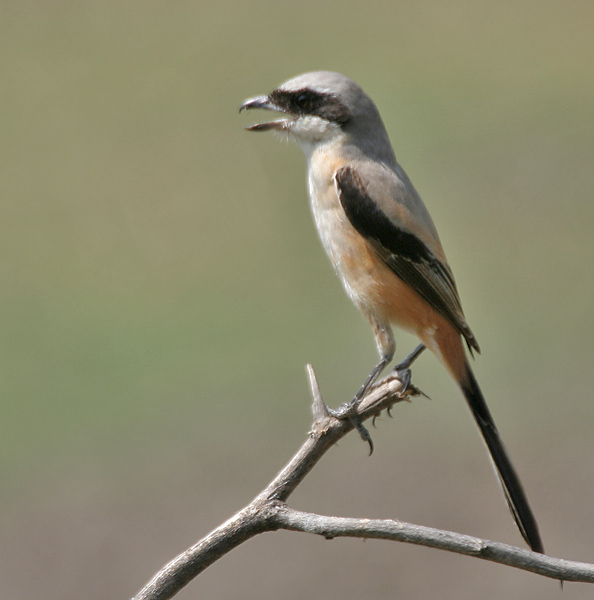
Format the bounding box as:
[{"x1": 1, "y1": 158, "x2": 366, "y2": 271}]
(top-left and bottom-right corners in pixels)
[{"x1": 133, "y1": 366, "x2": 594, "y2": 600}]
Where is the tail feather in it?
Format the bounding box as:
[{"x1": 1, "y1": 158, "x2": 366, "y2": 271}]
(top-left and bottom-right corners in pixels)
[{"x1": 461, "y1": 366, "x2": 543, "y2": 553}]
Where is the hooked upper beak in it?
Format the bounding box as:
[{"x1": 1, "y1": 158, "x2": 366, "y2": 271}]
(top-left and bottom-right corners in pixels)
[{"x1": 239, "y1": 95, "x2": 290, "y2": 131}]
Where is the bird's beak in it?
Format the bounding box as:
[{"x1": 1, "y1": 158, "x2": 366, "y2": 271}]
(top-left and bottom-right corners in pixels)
[{"x1": 239, "y1": 95, "x2": 289, "y2": 131}]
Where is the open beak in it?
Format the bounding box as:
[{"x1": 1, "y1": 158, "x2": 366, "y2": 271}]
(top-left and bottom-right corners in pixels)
[{"x1": 239, "y1": 95, "x2": 290, "y2": 131}]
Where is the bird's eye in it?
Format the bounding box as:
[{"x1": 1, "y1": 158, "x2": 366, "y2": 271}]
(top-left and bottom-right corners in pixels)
[{"x1": 294, "y1": 93, "x2": 312, "y2": 112}]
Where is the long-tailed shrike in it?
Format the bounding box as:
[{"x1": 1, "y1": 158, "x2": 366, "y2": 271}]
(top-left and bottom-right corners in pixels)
[{"x1": 240, "y1": 71, "x2": 543, "y2": 553}]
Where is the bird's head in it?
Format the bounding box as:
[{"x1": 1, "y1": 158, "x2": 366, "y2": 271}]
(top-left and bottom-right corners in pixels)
[{"x1": 240, "y1": 71, "x2": 390, "y2": 158}]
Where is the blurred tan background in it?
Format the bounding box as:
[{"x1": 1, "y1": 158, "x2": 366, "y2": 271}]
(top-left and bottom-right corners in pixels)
[{"x1": 2, "y1": 1, "x2": 594, "y2": 598}]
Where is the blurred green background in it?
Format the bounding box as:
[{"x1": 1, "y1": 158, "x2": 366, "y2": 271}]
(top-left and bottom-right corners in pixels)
[{"x1": 1, "y1": 1, "x2": 593, "y2": 598}]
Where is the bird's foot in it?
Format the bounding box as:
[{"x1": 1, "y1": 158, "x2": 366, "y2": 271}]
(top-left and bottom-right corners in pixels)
[{"x1": 327, "y1": 346, "x2": 427, "y2": 454}]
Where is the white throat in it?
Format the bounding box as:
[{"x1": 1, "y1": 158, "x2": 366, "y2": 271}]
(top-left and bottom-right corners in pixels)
[{"x1": 282, "y1": 116, "x2": 345, "y2": 161}]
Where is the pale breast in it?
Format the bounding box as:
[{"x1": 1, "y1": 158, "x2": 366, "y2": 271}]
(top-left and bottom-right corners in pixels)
[{"x1": 307, "y1": 151, "x2": 386, "y2": 311}]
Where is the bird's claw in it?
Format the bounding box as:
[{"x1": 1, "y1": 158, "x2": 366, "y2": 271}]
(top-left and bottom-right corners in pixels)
[
  {"x1": 327, "y1": 403, "x2": 374, "y2": 455},
  {"x1": 349, "y1": 415, "x2": 374, "y2": 455}
]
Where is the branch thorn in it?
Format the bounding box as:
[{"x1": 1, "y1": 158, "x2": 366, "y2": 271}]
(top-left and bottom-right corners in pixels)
[{"x1": 306, "y1": 364, "x2": 329, "y2": 422}]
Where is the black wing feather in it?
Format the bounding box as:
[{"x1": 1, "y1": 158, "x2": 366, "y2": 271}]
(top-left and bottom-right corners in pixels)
[{"x1": 335, "y1": 165, "x2": 479, "y2": 353}]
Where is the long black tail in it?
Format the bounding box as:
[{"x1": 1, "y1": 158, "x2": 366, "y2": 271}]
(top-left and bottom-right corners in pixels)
[{"x1": 461, "y1": 365, "x2": 543, "y2": 553}]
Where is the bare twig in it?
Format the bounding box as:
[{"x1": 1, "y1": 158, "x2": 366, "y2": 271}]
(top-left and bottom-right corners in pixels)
[
  {"x1": 132, "y1": 367, "x2": 594, "y2": 600},
  {"x1": 274, "y1": 507, "x2": 594, "y2": 582}
]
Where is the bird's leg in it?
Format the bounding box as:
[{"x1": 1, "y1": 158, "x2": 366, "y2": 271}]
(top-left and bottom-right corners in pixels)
[
  {"x1": 330, "y1": 317, "x2": 395, "y2": 416},
  {"x1": 384, "y1": 343, "x2": 426, "y2": 403},
  {"x1": 392, "y1": 343, "x2": 425, "y2": 375},
  {"x1": 352, "y1": 355, "x2": 392, "y2": 408},
  {"x1": 329, "y1": 354, "x2": 392, "y2": 415},
  {"x1": 328, "y1": 318, "x2": 394, "y2": 454}
]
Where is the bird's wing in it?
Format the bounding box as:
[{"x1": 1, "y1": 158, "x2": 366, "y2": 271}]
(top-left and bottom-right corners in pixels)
[{"x1": 334, "y1": 164, "x2": 479, "y2": 354}]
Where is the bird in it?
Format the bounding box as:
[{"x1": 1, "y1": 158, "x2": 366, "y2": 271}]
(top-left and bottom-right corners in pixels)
[{"x1": 240, "y1": 71, "x2": 543, "y2": 553}]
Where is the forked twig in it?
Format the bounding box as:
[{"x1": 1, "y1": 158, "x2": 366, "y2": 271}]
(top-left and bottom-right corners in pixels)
[{"x1": 132, "y1": 367, "x2": 594, "y2": 600}]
